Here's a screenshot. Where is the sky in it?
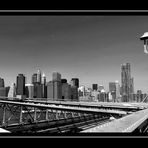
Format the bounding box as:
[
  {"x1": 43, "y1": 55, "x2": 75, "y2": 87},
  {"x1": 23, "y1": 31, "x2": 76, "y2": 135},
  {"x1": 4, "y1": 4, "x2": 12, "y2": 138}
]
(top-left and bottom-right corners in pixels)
[{"x1": 0, "y1": 15, "x2": 148, "y2": 92}]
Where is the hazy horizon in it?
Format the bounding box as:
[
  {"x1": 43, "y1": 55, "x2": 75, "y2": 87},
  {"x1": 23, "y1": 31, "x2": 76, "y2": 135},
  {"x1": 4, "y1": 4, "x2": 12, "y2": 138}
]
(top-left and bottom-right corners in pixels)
[{"x1": 0, "y1": 15, "x2": 148, "y2": 93}]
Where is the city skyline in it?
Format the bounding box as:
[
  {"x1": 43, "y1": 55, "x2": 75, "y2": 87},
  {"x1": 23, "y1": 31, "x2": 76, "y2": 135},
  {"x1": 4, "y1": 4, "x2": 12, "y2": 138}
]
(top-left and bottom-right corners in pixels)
[{"x1": 0, "y1": 16, "x2": 148, "y2": 92}]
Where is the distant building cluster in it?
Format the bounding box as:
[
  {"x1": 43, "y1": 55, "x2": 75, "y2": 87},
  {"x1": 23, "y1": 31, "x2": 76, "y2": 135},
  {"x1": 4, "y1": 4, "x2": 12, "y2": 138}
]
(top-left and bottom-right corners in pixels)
[
  {"x1": 78, "y1": 63, "x2": 147, "y2": 103},
  {"x1": 0, "y1": 63, "x2": 147, "y2": 103},
  {"x1": 1, "y1": 70, "x2": 79, "y2": 101}
]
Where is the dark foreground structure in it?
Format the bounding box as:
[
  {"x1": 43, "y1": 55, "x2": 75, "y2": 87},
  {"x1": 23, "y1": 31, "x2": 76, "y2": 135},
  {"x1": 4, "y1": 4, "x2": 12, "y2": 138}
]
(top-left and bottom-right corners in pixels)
[{"x1": 0, "y1": 97, "x2": 148, "y2": 134}]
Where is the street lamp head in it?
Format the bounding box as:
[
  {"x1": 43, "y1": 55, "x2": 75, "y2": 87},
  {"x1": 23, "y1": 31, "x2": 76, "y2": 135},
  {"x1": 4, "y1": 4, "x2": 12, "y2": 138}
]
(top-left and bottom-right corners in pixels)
[
  {"x1": 140, "y1": 32, "x2": 148, "y2": 54},
  {"x1": 140, "y1": 32, "x2": 148, "y2": 40}
]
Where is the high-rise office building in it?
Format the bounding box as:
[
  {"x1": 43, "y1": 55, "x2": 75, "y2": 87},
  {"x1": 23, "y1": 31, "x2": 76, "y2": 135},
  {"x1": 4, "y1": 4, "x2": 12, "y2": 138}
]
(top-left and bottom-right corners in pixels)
[
  {"x1": 91, "y1": 91, "x2": 99, "y2": 101},
  {"x1": 130, "y1": 77, "x2": 134, "y2": 102},
  {"x1": 109, "y1": 81, "x2": 121, "y2": 102},
  {"x1": 25, "y1": 84, "x2": 34, "y2": 98},
  {"x1": 52, "y1": 72, "x2": 61, "y2": 82},
  {"x1": 92, "y1": 84, "x2": 98, "y2": 91},
  {"x1": 8, "y1": 83, "x2": 16, "y2": 98},
  {"x1": 61, "y1": 79, "x2": 67, "y2": 83},
  {"x1": 130, "y1": 77, "x2": 134, "y2": 93},
  {"x1": 98, "y1": 91, "x2": 106, "y2": 102},
  {"x1": 115, "y1": 81, "x2": 121, "y2": 102},
  {"x1": 0, "y1": 78, "x2": 7, "y2": 97},
  {"x1": 109, "y1": 82, "x2": 116, "y2": 102},
  {"x1": 6, "y1": 87, "x2": 10, "y2": 97},
  {"x1": 33, "y1": 83, "x2": 42, "y2": 98},
  {"x1": 32, "y1": 73, "x2": 37, "y2": 84},
  {"x1": 42, "y1": 73, "x2": 47, "y2": 98},
  {"x1": 41, "y1": 72, "x2": 46, "y2": 85},
  {"x1": 71, "y1": 78, "x2": 79, "y2": 88},
  {"x1": 37, "y1": 69, "x2": 42, "y2": 84},
  {"x1": 121, "y1": 63, "x2": 134, "y2": 102},
  {"x1": 0, "y1": 78, "x2": 4, "y2": 87},
  {"x1": 108, "y1": 92, "x2": 113, "y2": 102},
  {"x1": 54, "y1": 81, "x2": 62, "y2": 100},
  {"x1": 16, "y1": 74, "x2": 26, "y2": 95},
  {"x1": 52, "y1": 72, "x2": 62, "y2": 100},
  {"x1": 47, "y1": 72, "x2": 62, "y2": 100},
  {"x1": 0, "y1": 87, "x2": 7, "y2": 97},
  {"x1": 98, "y1": 85, "x2": 104, "y2": 92},
  {"x1": 47, "y1": 81, "x2": 54, "y2": 100},
  {"x1": 109, "y1": 82, "x2": 116, "y2": 92},
  {"x1": 70, "y1": 78, "x2": 79, "y2": 101},
  {"x1": 36, "y1": 84, "x2": 42, "y2": 98},
  {"x1": 62, "y1": 82, "x2": 71, "y2": 100},
  {"x1": 71, "y1": 85, "x2": 78, "y2": 101},
  {"x1": 137, "y1": 90, "x2": 142, "y2": 102},
  {"x1": 78, "y1": 86, "x2": 85, "y2": 97}
]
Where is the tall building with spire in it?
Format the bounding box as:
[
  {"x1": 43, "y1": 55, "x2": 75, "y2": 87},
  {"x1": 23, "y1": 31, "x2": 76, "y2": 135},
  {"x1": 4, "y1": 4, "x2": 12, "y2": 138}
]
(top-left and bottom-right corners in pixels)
[
  {"x1": 42, "y1": 72, "x2": 47, "y2": 98},
  {"x1": 37, "y1": 69, "x2": 42, "y2": 84}
]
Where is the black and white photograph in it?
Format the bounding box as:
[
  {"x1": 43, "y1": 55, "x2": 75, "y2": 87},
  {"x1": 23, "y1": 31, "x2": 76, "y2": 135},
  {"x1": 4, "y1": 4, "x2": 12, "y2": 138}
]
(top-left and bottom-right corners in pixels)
[{"x1": 0, "y1": 10, "x2": 148, "y2": 137}]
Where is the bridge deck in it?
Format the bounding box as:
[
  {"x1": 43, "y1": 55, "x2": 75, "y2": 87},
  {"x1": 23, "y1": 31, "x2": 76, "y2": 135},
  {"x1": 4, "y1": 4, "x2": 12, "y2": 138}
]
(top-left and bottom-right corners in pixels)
[
  {"x1": 0, "y1": 100, "x2": 127, "y2": 115},
  {"x1": 26, "y1": 99, "x2": 148, "y2": 110},
  {"x1": 82, "y1": 108, "x2": 148, "y2": 133}
]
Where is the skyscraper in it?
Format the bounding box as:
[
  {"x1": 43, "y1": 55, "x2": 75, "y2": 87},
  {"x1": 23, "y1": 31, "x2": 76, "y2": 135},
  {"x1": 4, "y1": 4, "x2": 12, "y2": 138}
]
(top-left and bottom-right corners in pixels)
[
  {"x1": 92, "y1": 84, "x2": 98, "y2": 91},
  {"x1": 16, "y1": 74, "x2": 26, "y2": 95},
  {"x1": 115, "y1": 81, "x2": 121, "y2": 102},
  {"x1": 0, "y1": 78, "x2": 4, "y2": 87},
  {"x1": 61, "y1": 79, "x2": 67, "y2": 83},
  {"x1": 98, "y1": 85, "x2": 104, "y2": 92},
  {"x1": 52, "y1": 72, "x2": 61, "y2": 82},
  {"x1": 54, "y1": 81, "x2": 62, "y2": 100},
  {"x1": 37, "y1": 69, "x2": 42, "y2": 84},
  {"x1": 32, "y1": 73, "x2": 37, "y2": 84},
  {"x1": 98, "y1": 91, "x2": 106, "y2": 102},
  {"x1": 8, "y1": 83, "x2": 16, "y2": 98},
  {"x1": 78, "y1": 86, "x2": 85, "y2": 97},
  {"x1": 130, "y1": 77, "x2": 134, "y2": 102},
  {"x1": 50, "y1": 72, "x2": 62, "y2": 100},
  {"x1": 0, "y1": 87, "x2": 7, "y2": 97},
  {"x1": 71, "y1": 85, "x2": 78, "y2": 101},
  {"x1": 61, "y1": 80, "x2": 71, "y2": 100},
  {"x1": 47, "y1": 81, "x2": 54, "y2": 100},
  {"x1": 109, "y1": 82, "x2": 116, "y2": 102},
  {"x1": 130, "y1": 77, "x2": 134, "y2": 93},
  {"x1": 36, "y1": 83, "x2": 42, "y2": 98},
  {"x1": 121, "y1": 63, "x2": 133, "y2": 102},
  {"x1": 137, "y1": 90, "x2": 142, "y2": 102},
  {"x1": 70, "y1": 78, "x2": 79, "y2": 101},
  {"x1": 25, "y1": 84, "x2": 34, "y2": 98},
  {"x1": 71, "y1": 78, "x2": 79, "y2": 88},
  {"x1": 42, "y1": 72, "x2": 47, "y2": 98},
  {"x1": 109, "y1": 82, "x2": 116, "y2": 92}
]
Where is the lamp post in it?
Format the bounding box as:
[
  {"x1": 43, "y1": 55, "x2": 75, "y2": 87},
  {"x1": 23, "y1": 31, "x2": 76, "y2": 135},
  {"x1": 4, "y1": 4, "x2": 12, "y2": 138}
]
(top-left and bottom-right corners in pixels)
[
  {"x1": 140, "y1": 32, "x2": 148, "y2": 54},
  {"x1": 140, "y1": 32, "x2": 148, "y2": 103}
]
